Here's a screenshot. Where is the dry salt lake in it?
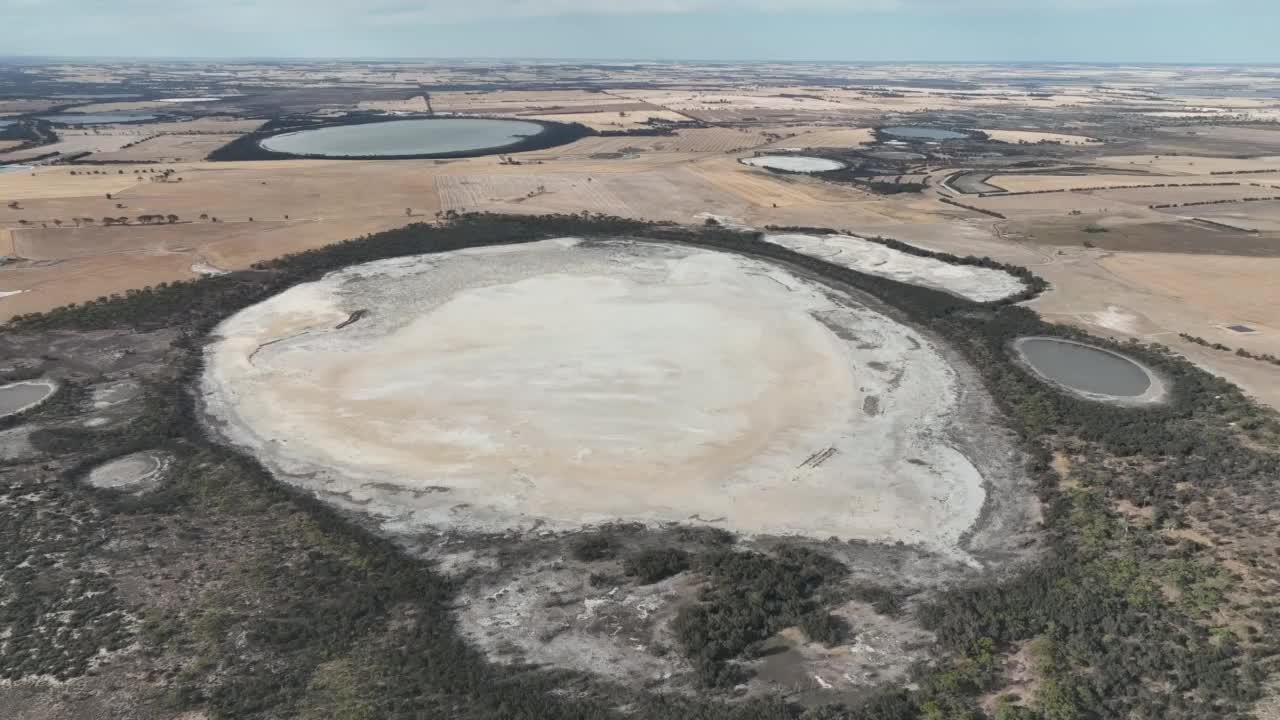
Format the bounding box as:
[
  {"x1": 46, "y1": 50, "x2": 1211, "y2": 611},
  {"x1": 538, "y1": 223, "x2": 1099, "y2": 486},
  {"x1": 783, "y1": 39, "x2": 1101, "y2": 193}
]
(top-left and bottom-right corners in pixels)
[{"x1": 0, "y1": 380, "x2": 56, "y2": 417}]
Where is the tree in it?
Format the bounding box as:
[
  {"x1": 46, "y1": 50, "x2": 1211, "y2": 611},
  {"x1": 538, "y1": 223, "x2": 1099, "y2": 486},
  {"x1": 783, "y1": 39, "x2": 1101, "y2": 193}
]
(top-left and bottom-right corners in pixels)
[{"x1": 166, "y1": 214, "x2": 179, "y2": 224}]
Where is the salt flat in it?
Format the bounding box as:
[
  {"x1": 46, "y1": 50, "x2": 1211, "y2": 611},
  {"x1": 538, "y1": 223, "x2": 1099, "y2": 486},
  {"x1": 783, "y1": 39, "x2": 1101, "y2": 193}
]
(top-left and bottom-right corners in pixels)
[
  {"x1": 766, "y1": 233, "x2": 1026, "y2": 302},
  {"x1": 742, "y1": 155, "x2": 846, "y2": 173},
  {"x1": 202, "y1": 238, "x2": 989, "y2": 553}
]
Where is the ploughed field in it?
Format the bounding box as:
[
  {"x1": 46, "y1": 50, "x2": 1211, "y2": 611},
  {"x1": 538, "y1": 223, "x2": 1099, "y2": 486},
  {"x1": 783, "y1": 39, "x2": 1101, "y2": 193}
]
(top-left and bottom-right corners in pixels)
[{"x1": 201, "y1": 238, "x2": 1001, "y2": 554}]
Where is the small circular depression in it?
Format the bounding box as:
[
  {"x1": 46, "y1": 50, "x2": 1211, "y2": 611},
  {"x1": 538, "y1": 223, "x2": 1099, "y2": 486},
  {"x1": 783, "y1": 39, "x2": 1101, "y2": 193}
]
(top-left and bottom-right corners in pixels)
[
  {"x1": 1013, "y1": 337, "x2": 1166, "y2": 405},
  {"x1": 741, "y1": 155, "x2": 846, "y2": 173},
  {"x1": 85, "y1": 451, "x2": 172, "y2": 492},
  {"x1": 0, "y1": 379, "x2": 57, "y2": 418}
]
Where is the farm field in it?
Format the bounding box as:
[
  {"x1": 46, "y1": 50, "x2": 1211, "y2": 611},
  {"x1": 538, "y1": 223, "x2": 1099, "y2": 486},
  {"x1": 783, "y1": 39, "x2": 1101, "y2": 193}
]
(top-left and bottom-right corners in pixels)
[
  {"x1": 0, "y1": 132, "x2": 137, "y2": 162},
  {"x1": 523, "y1": 109, "x2": 691, "y2": 130},
  {"x1": 1175, "y1": 199, "x2": 1280, "y2": 232},
  {"x1": 1096, "y1": 153, "x2": 1280, "y2": 175},
  {"x1": 769, "y1": 126, "x2": 876, "y2": 148},
  {"x1": 985, "y1": 173, "x2": 1174, "y2": 193},
  {"x1": 86, "y1": 134, "x2": 242, "y2": 162}
]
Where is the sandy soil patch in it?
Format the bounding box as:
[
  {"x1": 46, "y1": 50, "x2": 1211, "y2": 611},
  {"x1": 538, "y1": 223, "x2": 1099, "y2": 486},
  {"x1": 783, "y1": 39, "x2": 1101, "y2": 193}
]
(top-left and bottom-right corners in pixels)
[
  {"x1": 742, "y1": 155, "x2": 846, "y2": 173},
  {"x1": 767, "y1": 233, "x2": 1026, "y2": 302},
  {"x1": 202, "y1": 238, "x2": 988, "y2": 553}
]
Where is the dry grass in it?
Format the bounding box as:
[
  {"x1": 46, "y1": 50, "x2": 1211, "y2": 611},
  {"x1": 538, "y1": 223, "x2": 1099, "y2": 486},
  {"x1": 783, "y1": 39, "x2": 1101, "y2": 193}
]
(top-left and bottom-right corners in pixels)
[
  {"x1": 1176, "y1": 200, "x2": 1280, "y2": 232},
  {"x1": 0, "y1": 216, "x2": 411, "y2": 319},
  {"x1": 987, "y1": 174, "x2": 1177, "y2": 193},
  {"x1": 87, "y1": 135, "x2": 241, "y2": 163},
  {"x1": 767, "y1": 127, "x2": 875, "y2": 149},
  {"x1": 1100, "y1": 252, "x2": 1280, "y2": 332},
  {"x1": 1096, "y1": 154, "x2": 1280, "y2": 175},
  {"x1": 0, "y1": 168, "x2": 141, "y2": 201}
]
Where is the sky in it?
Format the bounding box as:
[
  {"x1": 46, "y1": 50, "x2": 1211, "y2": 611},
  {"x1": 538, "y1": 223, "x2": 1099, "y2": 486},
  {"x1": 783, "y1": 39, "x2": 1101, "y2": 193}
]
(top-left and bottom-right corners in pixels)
[{"x1": 2, "y1": 0, "x2": 1277, "y2": 63}]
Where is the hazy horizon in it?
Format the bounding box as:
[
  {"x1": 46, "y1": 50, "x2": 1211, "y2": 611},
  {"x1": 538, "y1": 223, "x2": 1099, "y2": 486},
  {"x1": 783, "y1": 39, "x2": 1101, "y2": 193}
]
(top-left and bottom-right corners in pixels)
[{"x1": 3, "y1": 1, "x2": 1277, "y2": 64}]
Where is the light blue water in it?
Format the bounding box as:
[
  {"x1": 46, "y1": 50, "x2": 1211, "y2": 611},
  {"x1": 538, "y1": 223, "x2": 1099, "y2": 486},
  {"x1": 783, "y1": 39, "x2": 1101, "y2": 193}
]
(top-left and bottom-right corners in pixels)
[{"x1": 260, "y1": 118, "x2": 546, "y2": 157}]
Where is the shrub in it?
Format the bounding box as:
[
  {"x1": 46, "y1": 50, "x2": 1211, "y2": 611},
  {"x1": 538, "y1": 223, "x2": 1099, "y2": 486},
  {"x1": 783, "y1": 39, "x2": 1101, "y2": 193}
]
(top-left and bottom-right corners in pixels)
[{"x1": 623, "y1": 548, "x2": 690, "y2": 584}]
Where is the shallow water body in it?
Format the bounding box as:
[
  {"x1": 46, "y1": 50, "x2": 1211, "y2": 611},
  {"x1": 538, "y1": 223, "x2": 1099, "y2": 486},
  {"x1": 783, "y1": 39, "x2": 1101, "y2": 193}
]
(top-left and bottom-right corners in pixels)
[
  {"x1": 260, "y1": 118, "x2": 546, "y2": 157},
  {"x1": 1017, "y1": 338, "x2": 1152, "y2": 397}
]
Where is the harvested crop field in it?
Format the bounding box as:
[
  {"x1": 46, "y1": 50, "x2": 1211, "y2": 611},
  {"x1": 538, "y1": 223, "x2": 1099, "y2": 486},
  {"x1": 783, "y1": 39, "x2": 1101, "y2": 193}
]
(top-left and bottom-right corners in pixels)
[
  {"x1": 1175, "y1": 200, "x2": 1280, "y2": 232},
  {"x1": 202, "y1": 238, "x2": 1002, "y2": 554},
  {"x1": 435, "y1": 174, "x2": 635, "y2": 215},
  {"x1": 771, "y1": 126, "x2": 876, "y2": 149},
  {"x1": 985, "y1": 173, "x2": 1173, "y2": 193},
  {"x1": 87, "y1": 134, "x2": 243, "y2": 162}
]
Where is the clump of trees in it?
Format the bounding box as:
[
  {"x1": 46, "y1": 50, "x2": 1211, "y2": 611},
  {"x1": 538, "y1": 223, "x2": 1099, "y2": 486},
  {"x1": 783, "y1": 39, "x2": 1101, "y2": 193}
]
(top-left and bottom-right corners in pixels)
[
  {"x1": 1181, "y1": 332, "x2": 1280, "y2": 367},
  {"x1": 673, "y1": 547, "x2": 848, "y2": 686},
  {"x1": 623, "y1": 548, "x2": 690, "y2": 584}
]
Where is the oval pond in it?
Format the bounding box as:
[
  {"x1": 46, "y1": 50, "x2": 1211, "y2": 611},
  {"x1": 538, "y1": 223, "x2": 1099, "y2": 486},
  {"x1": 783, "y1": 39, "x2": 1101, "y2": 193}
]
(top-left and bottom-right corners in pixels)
[
  {"x1": 1016, "y1": 337, "x2": 1153, "y2": 398},
  {"x1": 259, "y1": 118, "x2": 547, "y2": 158}
]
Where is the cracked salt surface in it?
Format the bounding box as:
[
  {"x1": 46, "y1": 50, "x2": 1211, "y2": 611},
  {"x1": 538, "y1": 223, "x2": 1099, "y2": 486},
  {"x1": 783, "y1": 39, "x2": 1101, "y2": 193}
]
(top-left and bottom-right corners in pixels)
[
  {"x1": 767, "y1": 233, "x2": 1027, "y2": 303},
  {"x1": 202, "y1": 238, "x2": 987, "y2": 553}
]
